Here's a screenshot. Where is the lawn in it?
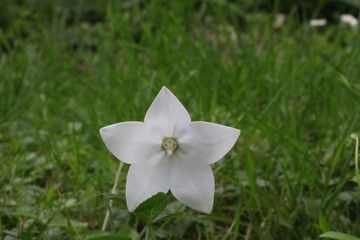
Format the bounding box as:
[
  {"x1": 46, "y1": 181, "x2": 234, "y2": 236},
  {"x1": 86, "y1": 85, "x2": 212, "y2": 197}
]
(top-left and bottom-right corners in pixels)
[{"x1": 1, "y1": 1, "x2": 360, "y2": 239}]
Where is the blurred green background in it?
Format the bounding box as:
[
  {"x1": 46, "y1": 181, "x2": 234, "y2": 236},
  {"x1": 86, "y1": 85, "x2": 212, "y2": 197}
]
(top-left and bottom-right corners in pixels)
[{"x1": 1, "y1": 0, "x2": 360, "y2": 239}]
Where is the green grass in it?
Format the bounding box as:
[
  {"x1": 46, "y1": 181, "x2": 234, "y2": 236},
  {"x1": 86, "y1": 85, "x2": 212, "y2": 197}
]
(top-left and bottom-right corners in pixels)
[{"x1": 1, "y1": 1, "x2": 360, "y2": 239}]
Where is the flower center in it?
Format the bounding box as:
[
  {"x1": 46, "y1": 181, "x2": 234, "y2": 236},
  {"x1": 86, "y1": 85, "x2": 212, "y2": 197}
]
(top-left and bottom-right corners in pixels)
[{"x1": 162, "y1": 137, "x2": 178, "y2": 156}]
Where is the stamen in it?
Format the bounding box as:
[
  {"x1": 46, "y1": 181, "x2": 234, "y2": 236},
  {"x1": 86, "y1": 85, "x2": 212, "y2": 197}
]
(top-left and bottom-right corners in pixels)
[{"x1": 162, "y1": 137, "x2": 178, "y2": 155}]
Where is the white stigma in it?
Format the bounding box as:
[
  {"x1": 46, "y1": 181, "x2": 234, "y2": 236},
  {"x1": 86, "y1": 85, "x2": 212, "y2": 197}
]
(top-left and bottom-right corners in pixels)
[{"x1": 162, "y1": 137, "x2": 178, "y2": 156}]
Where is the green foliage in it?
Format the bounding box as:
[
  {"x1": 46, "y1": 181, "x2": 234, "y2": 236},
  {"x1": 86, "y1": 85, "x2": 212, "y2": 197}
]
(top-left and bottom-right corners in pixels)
[
  {"x1": 1, "y1": 0, "x2": 360, "y2": 239},
  {"x1": 85, "y1": 232, "x2": 131, "y2": 240},
  {"x1": 101, "y1": 192, "x2": 127, "y2": 208},
  {"x1": 320, "y1": 231, "x2": 360, "y2": 240},
  {"x1": 132, "y1": 193, "x2": 169, "y2": 222}
]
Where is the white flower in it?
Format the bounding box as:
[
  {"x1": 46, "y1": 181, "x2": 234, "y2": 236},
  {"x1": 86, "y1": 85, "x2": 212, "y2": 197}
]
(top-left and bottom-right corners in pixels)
[
  {"x1": 100, "y1": 87, "x2": 240, "y2": 213},
  {"x1": 273, "y1": 13, "x2": 286, "y2": 29},
  {"x1": 309, "y1": 18, "x2": 327, "y2": 27},
  {"x1": 340, "y1": 14, "x2": 359, "y2": 27}
]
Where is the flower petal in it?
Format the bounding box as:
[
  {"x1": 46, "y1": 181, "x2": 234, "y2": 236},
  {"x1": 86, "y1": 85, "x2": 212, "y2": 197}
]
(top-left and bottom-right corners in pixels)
[
  {"x1": 177, "y1": 121, "x2": 240, "y2": 164},
  {"x1": 99, "y1": 122, "x2": 163, "y2": 164},
  {"x1": 144, "y1": 87, "x2": 191, "y2": 137},
  {"x1": 126, "y1": 154, "x2": 170, "y2": 212},
  {"x1": 170, "y1": 159, "x2": 214, "y2": 213}
]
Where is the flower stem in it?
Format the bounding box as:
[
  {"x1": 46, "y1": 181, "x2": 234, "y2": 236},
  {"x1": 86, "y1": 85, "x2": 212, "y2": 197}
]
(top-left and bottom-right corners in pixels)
[
  {"x1": 350, "y1": 133, "x2": 359, "y2": 192},
  {"x1": 145, "y1": 222, "x2": 151, "y2": 240},
  {"x1": 102, "y1": 162, "x2": 124, "y2": 231}
]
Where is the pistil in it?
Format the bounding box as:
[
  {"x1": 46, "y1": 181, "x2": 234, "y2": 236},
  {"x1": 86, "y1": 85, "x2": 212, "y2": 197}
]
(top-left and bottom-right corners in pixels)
[{"x1": 162, "y1": 137, "x2": 178, "y2": 155}]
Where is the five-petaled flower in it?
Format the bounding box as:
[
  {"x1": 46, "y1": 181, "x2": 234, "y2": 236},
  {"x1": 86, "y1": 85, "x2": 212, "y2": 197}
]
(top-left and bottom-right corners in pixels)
[{"x1": 100, "y1": 87, "x2": 240, "y2": 213}]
